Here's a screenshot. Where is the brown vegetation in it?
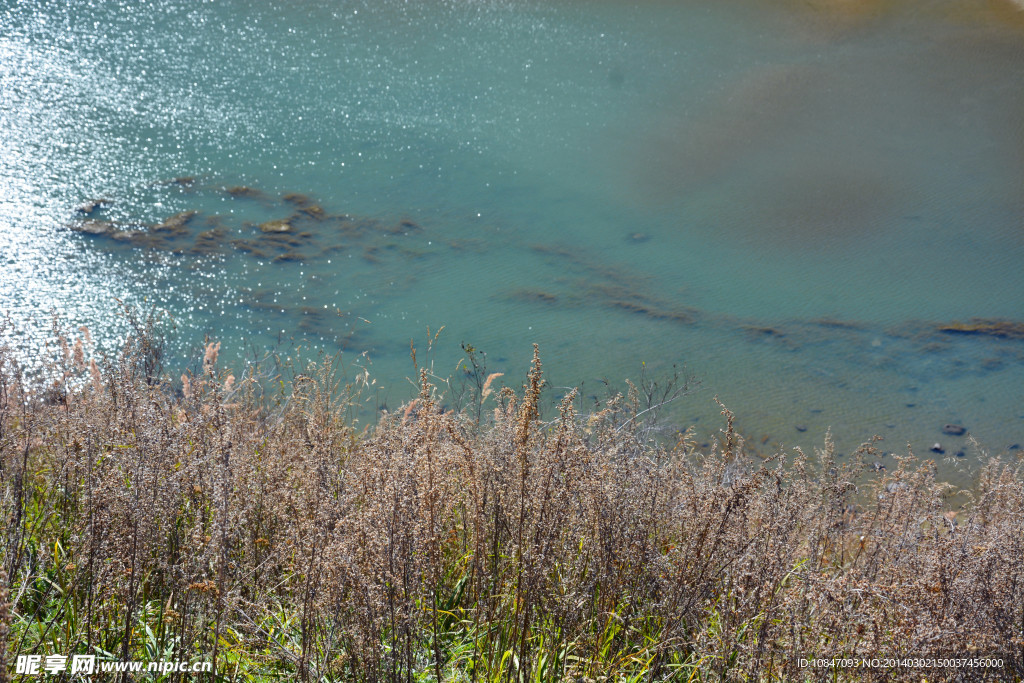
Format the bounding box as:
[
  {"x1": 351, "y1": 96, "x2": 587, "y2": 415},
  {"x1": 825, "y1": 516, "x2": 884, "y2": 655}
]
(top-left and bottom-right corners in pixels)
[{"x1": 1, "y1": 320, "x2": 1022, "y2": 681}]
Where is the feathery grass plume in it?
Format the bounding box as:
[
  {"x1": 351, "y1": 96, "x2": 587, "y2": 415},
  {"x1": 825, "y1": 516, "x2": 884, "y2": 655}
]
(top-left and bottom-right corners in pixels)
[
  {"x1": 72, "y1": 337, "x2": 85, "y2": 371},
  {"x1": 88, "y1": 359, "x2": 102, "y2": 394},
  {"x1": 203, "y1": 340, "x2": 220, "y2": 376},
  {"x1": 515, "y1": 343, "x2": 543, "y2": 449},
  {"x1": 480, "y1": 372, "x2": 502, "y2": 400}
]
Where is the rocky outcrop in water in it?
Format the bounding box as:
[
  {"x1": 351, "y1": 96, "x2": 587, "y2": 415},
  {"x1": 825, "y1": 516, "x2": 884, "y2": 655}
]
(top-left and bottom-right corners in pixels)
[
  {"x1": 258, "y1": 218, "x2": 294, "y2": 234},
  {"x1": 67, "y1": 181, "x2": 437, "y2": 282},
  {"x1": 225, "y1": 185, "x2": 265, "y2": 199},
  {"x1": 153, "y1": 211, "x2": 198, "y2": 236},
  {"x1": 70, "y1": 218, "x2": 149, "y2": 243},
  {"x1": 72, "y1": 219, "x2": 119, "y2": 236},
  {"x1": 76, "y1": 198, "x2": 112, "y2": 216}
]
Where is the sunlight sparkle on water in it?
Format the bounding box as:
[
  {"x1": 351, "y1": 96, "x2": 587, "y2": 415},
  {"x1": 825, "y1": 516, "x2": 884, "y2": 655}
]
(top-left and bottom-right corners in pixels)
[{"x1": 1, "y1": 0, "x2": 1022, "y2": 483}]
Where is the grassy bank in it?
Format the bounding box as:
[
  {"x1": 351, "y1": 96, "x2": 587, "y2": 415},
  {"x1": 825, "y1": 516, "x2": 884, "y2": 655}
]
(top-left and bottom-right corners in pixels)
[{"x1": 1, "y1": 321, "x2": 1022, "y2": 682}]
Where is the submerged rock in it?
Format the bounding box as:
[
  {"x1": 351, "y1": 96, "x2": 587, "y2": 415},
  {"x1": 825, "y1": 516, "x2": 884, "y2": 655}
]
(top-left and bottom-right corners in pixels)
[
  {"x1": 507, "y1": 289, "x2": 558, "y2": 304},
  {"x1": 152, "y1": 210, "x2": 198, "y2": 235},
  {"x1": 810, "y1": 317, "x2": 865, "y2": 330},
  {"x1": 298, "y1": 204, "x2": 327, "y2": 220},
  {"x1": 226, "y1": 185, "x2": 264, "y2": 199},
  {"x1": 151, "y1": 176, "x2": 197, "y2": 187},
  {"x1": 72, "y1": 219, "x2": 118, "y2": 236},
  {"x1": 259, "y1": 218, "x2": 294, "y2": 234},
  {"x1": 361, "y1": 246, "x2": 381, "y2": 263},
  {"x1": 190, "y1": 227, "x2": 228, "y2": 254},
  {"x1": 447, "y1": 238, "x2": 488, "y2": 253},
  {"x1": 282, "y1": 192, "x2": 312, "y2": 206},
  {"x1": 930, "y1": 443, "x2": 945, "y2": 454},
  {"x1": 941, "y1": 423, "x2": 967, "y2": 436},
  {"x1": 230, "y1": 240, "x2": 274, "y2": 260},
  {"x1": 110, "y1": 228, "x2": 146, "y2": 241},
  {"x1": 938, "y1": 318, "x2": 1024, "y2": 340},
  {"x1": 745, "y1": 325, "x2": 785, "y2": 338},
  {"x1": 257, "y1": 232, "x2": 305, "y2": 248},
  {"x1": 382, "y1": 218, "x2": 422, "y2": 235},
  {"x1": 76, "y1": 198, "x2": 112, "y2": 216},
  {"x1": 335, "y1": 216, "x2": 381, "y2": 238},
  {"x1": 70, "y1": 218, "x2": 153, "y2": 244},
  {"x1": 609, "y1": 300, "x2": 695, "y2": 324}
]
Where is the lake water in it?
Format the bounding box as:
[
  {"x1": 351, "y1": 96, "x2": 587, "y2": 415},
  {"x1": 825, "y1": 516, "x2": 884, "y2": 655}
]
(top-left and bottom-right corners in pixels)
[{"x1": 2, "y1": 0, "x2": 1022, "y2": 483}]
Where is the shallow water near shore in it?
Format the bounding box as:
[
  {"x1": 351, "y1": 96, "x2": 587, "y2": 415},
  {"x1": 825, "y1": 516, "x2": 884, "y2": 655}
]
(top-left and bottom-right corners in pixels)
[{"x1": 2, "y1": 0, "x2": 1023, "y2": 484}]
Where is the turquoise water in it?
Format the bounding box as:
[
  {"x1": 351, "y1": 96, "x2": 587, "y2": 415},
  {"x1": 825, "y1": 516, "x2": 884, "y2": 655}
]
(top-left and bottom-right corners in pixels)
[{"x1": 2, "y1": 0, "x2": 1023, "y2": 481}]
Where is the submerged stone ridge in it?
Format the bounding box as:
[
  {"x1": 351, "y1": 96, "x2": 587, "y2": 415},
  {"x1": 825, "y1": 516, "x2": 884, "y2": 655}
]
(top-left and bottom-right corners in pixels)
[{"x1": 938, "y1": 319, "x2": 1024, "y2": 340}]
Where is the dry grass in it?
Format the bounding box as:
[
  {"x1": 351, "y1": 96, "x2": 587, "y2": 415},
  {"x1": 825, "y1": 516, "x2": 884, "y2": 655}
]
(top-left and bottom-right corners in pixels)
[{"x1": 1, "y1": 317, "x2": 1022, "y2": 682}]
